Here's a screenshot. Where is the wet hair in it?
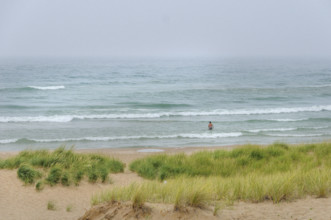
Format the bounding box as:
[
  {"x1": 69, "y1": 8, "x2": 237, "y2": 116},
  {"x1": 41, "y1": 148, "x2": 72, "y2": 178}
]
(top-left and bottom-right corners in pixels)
[{"x1": 209, "y1": 121, "x2": 211, "y2": 123}]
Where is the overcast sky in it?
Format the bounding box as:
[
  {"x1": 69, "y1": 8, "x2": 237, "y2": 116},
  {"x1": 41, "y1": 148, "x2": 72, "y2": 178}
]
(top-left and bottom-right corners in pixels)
[{"x1": 1, "y1": 0, "x2": 331, "y2": 58}]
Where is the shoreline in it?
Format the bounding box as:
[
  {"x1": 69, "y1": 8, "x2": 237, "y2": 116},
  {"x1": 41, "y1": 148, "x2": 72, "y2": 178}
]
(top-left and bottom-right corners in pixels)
[
  {"x1": 0, "y1": 141, "x2": 328, "y2": 162},
  {"x1": 0, "y1": 145, "x2": 239, "y2": 162}
]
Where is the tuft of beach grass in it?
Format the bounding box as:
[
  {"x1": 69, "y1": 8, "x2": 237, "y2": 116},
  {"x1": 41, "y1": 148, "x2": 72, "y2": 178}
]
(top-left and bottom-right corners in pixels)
[
  {"x1": 47, "y1": 201, "x2": 56, "y2": 210},
  {"x1": 130, "y1": 142, "x2": 331, "y2": 180},
  {"x1": 66, "y1": 204, "x2": 73, "y2": 212},
  {"x1": 0, "y1": 146, "x2": 125, "y2": 187},
  {"x1": 93, "y1": 142, "x2": 331, "y2": 208}
]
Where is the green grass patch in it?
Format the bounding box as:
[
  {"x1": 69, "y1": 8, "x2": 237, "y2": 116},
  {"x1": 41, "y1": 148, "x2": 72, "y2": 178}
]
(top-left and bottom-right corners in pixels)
[
  {"x1": 93, "y1": 142, "x2": 331, "y2": 208},
  {"x1": 17, "y1": 164, "x2": 42, "y2": 184},
  {"x1": 46, "y1": 166, "x2": 62, "y2": 186},
  {"x1": 66, "y1": 204, "x2": 73, "y2": 212},
  {"x1": 0, "y1": 146, "x2": 125, "y2": 187},
  {"x1": 93, "y1": 168, "x2": 331, "y2": 208},
  {"x1": 35, "y1": 180, "x2": 44, "y2": 191},
  {"x1": 47, "y1": 201, "x2": 56, "y2": 210},
  {"x1": 129, "y1": 142, "x2": 331, "y2": 180}
]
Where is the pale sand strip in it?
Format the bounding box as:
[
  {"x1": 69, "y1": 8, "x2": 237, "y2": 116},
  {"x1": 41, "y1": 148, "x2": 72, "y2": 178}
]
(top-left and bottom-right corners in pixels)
[
  {"x1": 0, "y1": 146, "x2": 330, "y2": 220},
  {"x1": 0, "y1": 168, "x2": 143, "y2": 220}
]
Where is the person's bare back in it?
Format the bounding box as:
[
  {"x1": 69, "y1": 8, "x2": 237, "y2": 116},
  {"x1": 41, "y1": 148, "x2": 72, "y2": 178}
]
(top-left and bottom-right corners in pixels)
[{"x1": 208, "y1": 121, "x2": 213, "y2": 130}]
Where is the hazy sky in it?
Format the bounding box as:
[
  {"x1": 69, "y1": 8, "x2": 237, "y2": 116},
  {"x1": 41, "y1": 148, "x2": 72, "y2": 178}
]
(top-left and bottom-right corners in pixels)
[{"x1": 1, "y1": 0, "x2": 331, "y2": 58}]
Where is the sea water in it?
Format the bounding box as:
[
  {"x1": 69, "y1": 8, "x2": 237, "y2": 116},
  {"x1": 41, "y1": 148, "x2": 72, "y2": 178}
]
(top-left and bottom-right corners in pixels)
[{"x1": 0, "y1": 58, "x2": 330, "y2": 151}]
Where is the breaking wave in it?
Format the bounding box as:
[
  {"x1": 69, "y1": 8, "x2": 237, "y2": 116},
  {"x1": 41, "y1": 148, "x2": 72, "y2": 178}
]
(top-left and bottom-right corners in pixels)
[
  {"x1": 28, "y1": 85, "x2": 65, "y2": 90},
  {"x1": 247, "y1": 128, "x2": 297, "y2": 133},
  {"x1": 1, "y1": 105, "x2": 331, "y2": 123},
  {"x1": 0, "y1": 132, "x2": 243, "y2": 144}
]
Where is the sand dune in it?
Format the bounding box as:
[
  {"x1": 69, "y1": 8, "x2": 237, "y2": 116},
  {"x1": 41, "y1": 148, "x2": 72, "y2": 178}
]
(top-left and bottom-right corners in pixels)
[{"x1": 0, "y1": 147, "x2": 330, "y2": 220}]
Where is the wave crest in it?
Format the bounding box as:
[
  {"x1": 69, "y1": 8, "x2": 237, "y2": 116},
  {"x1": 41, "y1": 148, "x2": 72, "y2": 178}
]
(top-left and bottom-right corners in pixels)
[
  {"x1": 0, "y1": 132, "x2": 243, "y2": 144},
  {"x1": 1, "y1": 105, "x2": 330, "y2": 123},
  {"x1": 28, "y1": 86, "x2": 65, "y2": 90},
  {"x1": 248, "y1": 128, "x2": 296, "y2": 133}
]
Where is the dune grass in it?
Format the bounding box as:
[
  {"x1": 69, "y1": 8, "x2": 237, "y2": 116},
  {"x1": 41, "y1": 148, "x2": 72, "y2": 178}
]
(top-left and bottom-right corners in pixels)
[
  {"x1": 35, "y1": 180, "x2": 44, "y2": 191},
  {"x1": 0, "y1": 146, "x2": 125, "y2": 187},
  {"x1": 17, "y1": 164, "x2": 42, "y2": 184},
  {"x1": 47, "y1": 201, "x2": 56, "y2": 210},
  {"x1": 66, "y1": 204, "x2": 73, "y2": 212},
  {"x1": 92, "y1": 168, "x2": 331, "y2": 208},
  {"x1": 129, "y1": 142, "x2": 331, "y2": 180},
  {"x1": 93, "y1": 142, "x2": 331, "y2": 209}
]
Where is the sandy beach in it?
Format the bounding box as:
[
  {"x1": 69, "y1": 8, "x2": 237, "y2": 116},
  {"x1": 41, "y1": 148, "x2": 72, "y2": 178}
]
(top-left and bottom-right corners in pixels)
[
  {"x1": 2, "y1": 0, "x2": 331, "y2": 219},
  {"x1": 0, "y1": 146, "x2": 330, "y2": 220}
]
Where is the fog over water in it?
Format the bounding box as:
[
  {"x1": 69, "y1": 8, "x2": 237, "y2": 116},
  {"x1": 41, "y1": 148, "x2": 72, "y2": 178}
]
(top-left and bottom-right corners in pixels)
[
  {"x1": 1, "y1": 58, "x2": 331, "y2": 150},
  {"x1": 1, "y1": 0, "x2": 331, "y2": 58},
  {"x1": 1, "y1": 1, "x2": 331, "y2": 151}
]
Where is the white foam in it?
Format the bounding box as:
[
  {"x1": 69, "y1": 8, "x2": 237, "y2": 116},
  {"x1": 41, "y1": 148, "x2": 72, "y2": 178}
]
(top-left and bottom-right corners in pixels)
[
  {"x1": 0, "y1": 139, "x2": 18, "y2": 144},
  {"x1": 137, "y1": 149, "x2": 165, "y2": 153},
  {"x1": 0, "y1": 114, "x2": 170, "y2": 122},
  {"x1": 310, "y1": 126, "x2": 329, "y2": 130},
  {"x1": 177, "y1": 132, "x2": 243, "y2": 138},
  {"x1": 270, "y1": 134, "x2": 325, "y2": 137},
  {"x1": 248, "y1": 128, "x2": 296, "y2": 133},
  {"x1": 74, "y1": 113, "x2": 166, "y2": 120},
  {"x1": 28, "y1": 86, "x2": 65, "y2": 90},
  {"x1": 0, "y1": 115, "x2": 73, "y2": 123},
  {"x1": 1, "y1": 105, "x2": 330, "y2": 123},
  {"x1": 270, "y1": 118, "x2": 308, "y2": 122},
  {"x1": 306, "y1": 84, "x2": 331, "y2": 88},
  {"x1": 0, "y1": 132, "x2": 243, "y2": 144},
  {"x1": 31, "y1": 136, "x2": 129, "y2": 142},
  {"x1": 207, "y1": 105, "x2": 331, "y2": 116}
]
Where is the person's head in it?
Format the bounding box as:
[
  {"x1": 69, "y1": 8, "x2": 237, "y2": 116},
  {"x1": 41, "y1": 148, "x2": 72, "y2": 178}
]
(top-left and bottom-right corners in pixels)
[{"x1": 209, "y1": 121, "x2": 211, "y2": 123}]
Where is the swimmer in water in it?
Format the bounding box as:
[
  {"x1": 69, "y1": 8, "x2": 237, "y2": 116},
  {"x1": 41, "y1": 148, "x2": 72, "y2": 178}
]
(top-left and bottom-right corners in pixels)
[{"x1": 208, "y1": 121, "x2": 213, "y2": 130}]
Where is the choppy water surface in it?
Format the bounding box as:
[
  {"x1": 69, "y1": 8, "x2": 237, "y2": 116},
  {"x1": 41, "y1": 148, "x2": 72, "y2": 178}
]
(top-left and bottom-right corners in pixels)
[{"x1": 0, "y1": 58, "x2": 330, "y2": 151}]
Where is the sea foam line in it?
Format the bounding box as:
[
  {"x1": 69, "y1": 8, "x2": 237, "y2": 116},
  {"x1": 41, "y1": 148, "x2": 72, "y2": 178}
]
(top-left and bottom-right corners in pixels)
[
  {"x1": 248, "y1": 128, "x2": 297, "y2": 133},
  {"x1": 0, "y1": 139, "x2": 18, "y2": 144},
  {"x1": 269, "y1": 118, "x2": 309, "y2": 122},
  {"x1": 205, "y1": 105, "x2": 331, "y2": 116},
  {"x1": 306, "y1": 84, "x2": 331, "y2": 88},
  {"x1": 270, "y1": 134, "x2": 326, "y2": 137},
  {"x1": 1, "y1": 105, "x2": 330, "y2": 122},
  {"x1": 28, "y1": 85, "x2": 65, "y2": 90},
  {"x1": 0, "y1": 132, "x2": 243, "y2": 144},
  {"x1": 248, "y1": 126, "x2": 329, "y2": 133},
  {"x1": 0, "y1": 115, "x2": 74, "y2": 123}
]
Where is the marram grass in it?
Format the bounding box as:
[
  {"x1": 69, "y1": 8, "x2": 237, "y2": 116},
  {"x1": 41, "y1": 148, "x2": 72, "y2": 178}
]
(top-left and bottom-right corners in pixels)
[
  {"x1": 129, "y1": 142, "x2": 331, "y2": 180},
  {"x1": 92, "y1": 168, "x2": 331, "y2": 208},
  {"x1": 94, "y1": 142, "x2": 331, "y2": 208},
  {"x1": 0, "y1": 146, "x2": 124, "y2": 187}
]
